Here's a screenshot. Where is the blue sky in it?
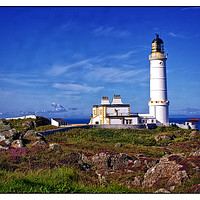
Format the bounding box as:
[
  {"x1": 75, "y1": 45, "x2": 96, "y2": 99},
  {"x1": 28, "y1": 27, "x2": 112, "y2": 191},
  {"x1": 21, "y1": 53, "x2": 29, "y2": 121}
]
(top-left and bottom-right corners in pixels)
[{"x1": 0, "y1": 7, "x2": 200, "y2": 119}]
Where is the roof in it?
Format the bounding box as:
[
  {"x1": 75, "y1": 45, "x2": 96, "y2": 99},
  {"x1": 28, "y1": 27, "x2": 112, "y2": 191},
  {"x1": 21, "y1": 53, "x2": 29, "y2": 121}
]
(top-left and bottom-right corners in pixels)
[
  {"x1": 93, "y1": 104, "x2": 130, "y2": 107},
  {"x1": 152, "y1": 34, "x2": 163, "y2": 44},
  {"x1": 52, "y1": 118, "x2": 67, "y2": 123}
]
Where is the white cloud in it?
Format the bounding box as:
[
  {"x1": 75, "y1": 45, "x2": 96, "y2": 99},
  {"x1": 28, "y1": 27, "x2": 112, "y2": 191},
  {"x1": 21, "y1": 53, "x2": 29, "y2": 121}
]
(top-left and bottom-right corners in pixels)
[
  {"x1": 168, "y1": 32, "x2": 186, "y2": 38},
  {"x1": 87, "y1": 66, "x2": 146, "y2": 83},
  {"x1": 53, "y1": 83, "x2": 104, "y2": 94},
  {"x1": 109, "y1": 51, "x2": 136, "y2": 59},
  {"x1": 93, "y1": 26, "x2": 131, "y2": 37},
  {"x1": 47, "y1": 58, "x2": 98, "y2": 76}
]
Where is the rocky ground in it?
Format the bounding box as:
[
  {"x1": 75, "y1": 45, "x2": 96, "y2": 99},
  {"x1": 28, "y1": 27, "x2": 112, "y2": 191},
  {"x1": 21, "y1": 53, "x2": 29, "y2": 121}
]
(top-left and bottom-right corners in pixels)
[{"x1": 0, "y1": 118, "x2": 199, "y2": 193}]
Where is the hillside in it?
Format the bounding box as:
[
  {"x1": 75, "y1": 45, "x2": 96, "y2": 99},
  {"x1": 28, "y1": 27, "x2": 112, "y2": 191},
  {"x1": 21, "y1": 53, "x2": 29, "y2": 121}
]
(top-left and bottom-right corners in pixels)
[{"x1": 0, "y1": 118, "x2": 199, "y2": 193}]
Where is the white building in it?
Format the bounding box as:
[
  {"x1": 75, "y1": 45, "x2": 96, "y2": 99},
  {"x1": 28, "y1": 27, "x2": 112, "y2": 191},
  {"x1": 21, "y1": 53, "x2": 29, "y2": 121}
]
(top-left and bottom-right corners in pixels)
[
  {"x1": 51, "y1": 118, "x2": 68, "y2": 127},
  {"x1": 89, "y1": 34, "x2": 169, "y2": 126},
  {"x1": 90, "y1": 95, "x2": 139, "y2": 125}
]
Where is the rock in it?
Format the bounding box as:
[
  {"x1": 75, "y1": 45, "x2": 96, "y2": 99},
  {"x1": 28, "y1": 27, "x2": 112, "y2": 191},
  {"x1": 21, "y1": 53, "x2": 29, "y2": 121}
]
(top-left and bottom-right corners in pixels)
[
  {"x1": 0, "y1": 145, "x2": 9, "y2": 150},
  {"x1": 0, "y1": 138, "x2": 12, "y2": 147},
  {"x1": 144, "y1": 159, "x2": 158, "y2": 169},
  {"x1": 142, "y1": 154, "x2": 188, "y2": 188},
  {"x1": 167, "y1": 170, "x2": 188, "y2": 186},
  {"x1": 0, "y1": 129, "x2": 19, "y2": 140},
  {"x1": 0, "y1": 119, "x2": 12, "y2": 132},
  {"x1": 154, "y1": 134, "x2": 171, "y2": 142},
  {"x1": 0, "y1": 135, "x2": 6, "y2": 142},
  {"x1": 11, "y1": 139, "x2": 25, "y2": 148},
  {"x1": 154, "y1": 188, "x2": 170, "y2": 193},
  {"x1": 169, "y1": 185, "x2": 175, "y2": 192},
  {"x1": 95, "y1": 171, "x2": 108, "y2": 185},
  {"x1": 23, "y1": 130, "x2": 45, "y2": 142},
  {"x1": 32, "y1": 140, "x2": 46, "y2": 146},
  {"x1": 189, "y1": 149, "x2": 200, "y2": 156},
  {"x1": 49, "y1": 143, "x2": 63, "y2": 152},
  {"x1": 133, "y1": 160, "x2": 141, "y2": 167},
  {"x1": 91, "y1": 152, "x2": 133, "y2": 170},
  {"x1": 115, "y1": 143, "x2": 123, "y2": 147},
  {"x1": 189, "y1": 131, "x2": 199, "y2": 137},
  {"x1": 21, "y1": 120, "x2": 35, "y2": 132}
]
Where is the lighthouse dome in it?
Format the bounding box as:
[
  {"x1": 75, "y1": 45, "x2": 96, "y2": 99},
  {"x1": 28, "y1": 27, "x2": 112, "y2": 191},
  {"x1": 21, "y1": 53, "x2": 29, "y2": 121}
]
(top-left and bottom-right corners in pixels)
[{"x1": 152, "y1": 34, "x2": 163, "y2": 44}]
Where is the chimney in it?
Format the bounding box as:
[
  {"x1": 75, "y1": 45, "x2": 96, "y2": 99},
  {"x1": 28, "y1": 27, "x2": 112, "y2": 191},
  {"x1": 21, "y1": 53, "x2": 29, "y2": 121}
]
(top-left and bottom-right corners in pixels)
[
  {"x1": 111, "y1": 95, "x2": 123, "y2": 104},
  {"x1": 101, "y1": 97, "x2": 110, "y2": 105}
]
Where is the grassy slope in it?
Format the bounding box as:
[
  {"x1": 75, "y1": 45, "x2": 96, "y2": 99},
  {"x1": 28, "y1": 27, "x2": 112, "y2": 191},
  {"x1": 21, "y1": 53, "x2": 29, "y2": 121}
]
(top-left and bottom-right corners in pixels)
[{"x1": 0, "y1": 126, "x2": 199, "y2": 193}]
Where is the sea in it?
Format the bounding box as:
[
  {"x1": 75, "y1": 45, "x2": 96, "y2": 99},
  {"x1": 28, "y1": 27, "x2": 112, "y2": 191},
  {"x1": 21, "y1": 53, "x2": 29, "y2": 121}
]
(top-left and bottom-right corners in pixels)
[{"x1": 63, "y1": 117, "x2": 200, "y2": 130}]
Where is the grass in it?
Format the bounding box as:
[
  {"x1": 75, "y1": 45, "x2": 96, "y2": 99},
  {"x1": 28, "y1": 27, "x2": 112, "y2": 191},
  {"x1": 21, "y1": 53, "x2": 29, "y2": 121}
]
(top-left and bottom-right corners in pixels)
[{"x1": 0, "y1": 126, "x2": 199, "y2": 193}]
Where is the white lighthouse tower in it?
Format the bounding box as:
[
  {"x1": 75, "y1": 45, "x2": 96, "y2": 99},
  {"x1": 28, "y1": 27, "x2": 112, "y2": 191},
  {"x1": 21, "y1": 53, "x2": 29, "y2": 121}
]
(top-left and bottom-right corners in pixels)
[{"x1": 148, "y1": 34, "x2": 169, "y2": 124}]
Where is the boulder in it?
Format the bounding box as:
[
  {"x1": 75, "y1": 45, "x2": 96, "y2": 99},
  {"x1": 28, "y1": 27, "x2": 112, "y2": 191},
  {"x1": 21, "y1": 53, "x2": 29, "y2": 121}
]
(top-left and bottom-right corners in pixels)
[
  {"x1": 154, "y1": 188, "x2": 170, "y2": 193},
  {"x1": 0, "y1": 119, "x2": 12, "y2": 132},
  {"x1": 91, "y1": 152, "x2": 133, "y2": 170},
  {"x1": 115, "y1": 143, "x2": 123, "y2": 148},
  {"x1": 95, "y1": 171, "x2": 108, "y2": 185},
  {"x1": 24, "y1": 130, "x2": 45, "y2": 140},
  {"x1": 154, "y1": 134, "x2": 171, "y2": 142},
  {"x1": 32, "y1": 140, "x2": 46, "y2": 146},
  {"x1": 0, "y1": 145, "x2": 9, "y2": 150},
  {"x1": 0, "y1": 138, "x2": 12, "y2": 147},
  {"x1": 0, "y1": 129, "x2": 19, "y2": 140},
  {"x1": 133, "y1": 160, "x2": 141, "y2": 167},
  {"x1": 142, "y1": 154, "x2": 188, "y2": 188},
  {"x1": 11, "y1": 139, "x2": 25, "y2": 148},
  {"x1": 49, "y1": 143, "x2": 63, "y2": 152},
  {"x1": 189, "y1": 149, "x2": 200, "y2": 156},
  {"x1": 189, "y1": 131, "x2": 199, "y2": 138},
  {"x1": 21, "y1": 119, "x2": 35, "y2": 132}
]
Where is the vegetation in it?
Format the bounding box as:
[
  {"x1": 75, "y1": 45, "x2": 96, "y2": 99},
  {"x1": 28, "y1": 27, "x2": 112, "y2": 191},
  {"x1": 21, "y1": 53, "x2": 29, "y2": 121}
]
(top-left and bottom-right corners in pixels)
[{"x1": 0, "y1": 123, "x2": 199, "y2": 193}]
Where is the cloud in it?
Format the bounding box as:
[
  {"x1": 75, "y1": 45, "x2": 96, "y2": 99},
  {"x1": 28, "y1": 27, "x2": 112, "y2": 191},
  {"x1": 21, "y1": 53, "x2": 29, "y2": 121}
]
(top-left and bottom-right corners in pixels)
[
  {"x1": 168, "y1": 32, "x2": 186, "y2": 38},
  {"x1": 109, "y1": 51, "x2": 136, "y2": 60},
  {"x1": 53, "y1": 83, "x2": 104, "y2": 94},
  {"x1": 47, "y1": 58, "x2": 97, "y2": 76},
  {"x1": 87, "y1": 66, "x2": 146, "y2": 83},
  {"x1": 93, "y1": 26, "x2": 131, "y2": 37}
]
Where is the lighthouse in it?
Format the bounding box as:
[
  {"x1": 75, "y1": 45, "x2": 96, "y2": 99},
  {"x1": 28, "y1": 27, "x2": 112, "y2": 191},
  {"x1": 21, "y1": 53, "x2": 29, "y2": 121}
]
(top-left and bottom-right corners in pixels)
[{"x1": 148, "y1": 34, "x2": 169, "y2": 124}]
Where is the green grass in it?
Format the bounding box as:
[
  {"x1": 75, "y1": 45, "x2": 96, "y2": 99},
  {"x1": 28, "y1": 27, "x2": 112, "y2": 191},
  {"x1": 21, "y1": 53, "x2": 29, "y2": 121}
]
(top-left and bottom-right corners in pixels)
[
  {"x1": 0, "y1": 126, "x2": 199, "y2": 193},
  {"x1": 0, "y1": 167, "x2": 145, "y2": 193}
]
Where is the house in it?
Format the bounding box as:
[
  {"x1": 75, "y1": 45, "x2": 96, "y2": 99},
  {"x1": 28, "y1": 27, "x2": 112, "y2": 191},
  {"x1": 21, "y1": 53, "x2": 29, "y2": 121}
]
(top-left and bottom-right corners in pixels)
[
  {"x1": 90, "y1": 95, "x2": 140, "y2": 125},
  {"x1": 51, "y1": 118, "x2": 68, "y2": 127}
]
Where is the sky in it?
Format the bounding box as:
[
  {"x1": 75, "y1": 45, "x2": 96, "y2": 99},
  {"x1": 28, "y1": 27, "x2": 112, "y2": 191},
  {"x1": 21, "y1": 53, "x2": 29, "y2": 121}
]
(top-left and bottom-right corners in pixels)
[{"x1": 0, "y1": 6, "x2": 200, "y2": 119}]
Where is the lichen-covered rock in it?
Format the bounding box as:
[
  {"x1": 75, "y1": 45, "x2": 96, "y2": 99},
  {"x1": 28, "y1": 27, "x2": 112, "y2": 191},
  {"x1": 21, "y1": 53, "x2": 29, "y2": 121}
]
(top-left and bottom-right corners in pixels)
[
  {"x1": 49, "y1": 143, "x2": 63, "y2": 152},
  {"x1": 142, "y1": 154, "x2": 188, "y2": 188}
]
